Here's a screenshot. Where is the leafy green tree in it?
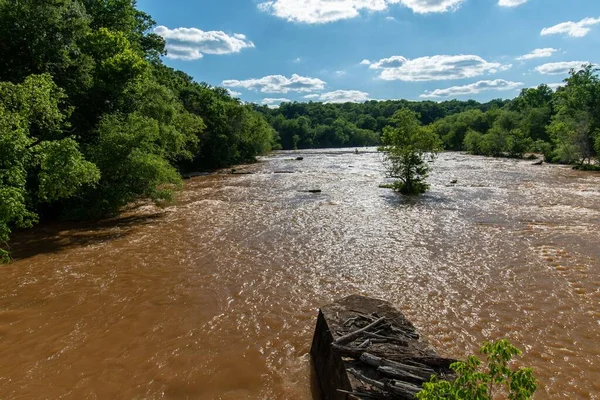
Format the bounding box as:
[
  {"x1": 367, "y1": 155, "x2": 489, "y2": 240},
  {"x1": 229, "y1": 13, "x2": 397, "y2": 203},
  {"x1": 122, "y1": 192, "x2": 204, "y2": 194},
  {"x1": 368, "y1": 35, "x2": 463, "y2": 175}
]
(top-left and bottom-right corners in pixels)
[
  {"x1": 506, "y1": 129, "x2": 533, "y2": 159},
  {"x1": 417, "y1": 339, "x2": 537, "y2": 400},
  {"x1": 549, "y1": 65, "x2": 600, "y2": 164},
  {"x1": 1, "y1": 74, "x2": 100, "y2": 260},
  {"x1": 380, "y1": 109, "x2": 442, "y2": 195},
  {"x1": 463, "y1": 129, "x2": 485, "y2": 155}
]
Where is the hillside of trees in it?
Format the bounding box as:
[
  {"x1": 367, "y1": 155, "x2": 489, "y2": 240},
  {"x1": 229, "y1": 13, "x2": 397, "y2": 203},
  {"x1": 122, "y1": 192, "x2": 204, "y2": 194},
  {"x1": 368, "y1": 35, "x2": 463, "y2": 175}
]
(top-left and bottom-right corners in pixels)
[
  {"x1": 0, "y1": 0, "x2": 276, "y2": 261},
  {"x1": 255, "y1": 66, "x2": 600, "y2": 168}
]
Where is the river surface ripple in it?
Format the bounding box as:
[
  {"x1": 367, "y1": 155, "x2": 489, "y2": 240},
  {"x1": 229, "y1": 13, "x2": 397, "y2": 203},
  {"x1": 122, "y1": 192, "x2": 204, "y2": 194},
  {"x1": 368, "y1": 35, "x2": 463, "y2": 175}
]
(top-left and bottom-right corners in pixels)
[{"x1": 1, "y1": 150, "x2": 599, "y2": 399}]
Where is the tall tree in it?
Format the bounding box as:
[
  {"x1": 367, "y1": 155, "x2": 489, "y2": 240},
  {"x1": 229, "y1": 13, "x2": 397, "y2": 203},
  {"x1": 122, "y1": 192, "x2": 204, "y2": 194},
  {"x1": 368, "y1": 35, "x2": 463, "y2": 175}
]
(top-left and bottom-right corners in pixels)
[
  {"x1": 380, "y1": 109, "x2": 442, "y2": 195},
  {"x1": 549, "y1": 64, "x2": 600, "y2": 164}
]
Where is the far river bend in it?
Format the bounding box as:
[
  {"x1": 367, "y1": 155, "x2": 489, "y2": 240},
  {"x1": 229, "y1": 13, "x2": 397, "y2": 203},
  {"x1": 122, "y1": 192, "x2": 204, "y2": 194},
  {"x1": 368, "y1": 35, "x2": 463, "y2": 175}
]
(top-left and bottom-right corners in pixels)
[{"x1": 1, "y1": 150, "x2": 599, "y2": 399}]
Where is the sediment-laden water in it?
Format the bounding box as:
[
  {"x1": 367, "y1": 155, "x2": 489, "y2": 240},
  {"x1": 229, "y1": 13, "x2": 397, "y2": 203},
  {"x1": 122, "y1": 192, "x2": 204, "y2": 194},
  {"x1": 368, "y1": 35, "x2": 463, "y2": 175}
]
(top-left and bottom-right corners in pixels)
[{"x1": 1, "y1": 150, "x2": 599, "y2": 399}]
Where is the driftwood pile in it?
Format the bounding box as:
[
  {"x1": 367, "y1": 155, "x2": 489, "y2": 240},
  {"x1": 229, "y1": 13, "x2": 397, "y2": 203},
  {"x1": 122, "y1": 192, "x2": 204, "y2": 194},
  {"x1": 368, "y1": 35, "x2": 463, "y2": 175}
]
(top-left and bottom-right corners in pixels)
[{"x1": 311, "y1": 295, "x2": 456, "y2": 400}]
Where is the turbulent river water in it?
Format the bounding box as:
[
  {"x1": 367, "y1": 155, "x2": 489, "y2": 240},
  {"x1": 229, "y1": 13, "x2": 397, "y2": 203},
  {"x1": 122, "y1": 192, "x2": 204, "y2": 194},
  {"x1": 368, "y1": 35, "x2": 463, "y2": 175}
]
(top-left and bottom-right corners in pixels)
[{"x1": 1, "y1": 150, "x2": 599, "y2": 399}]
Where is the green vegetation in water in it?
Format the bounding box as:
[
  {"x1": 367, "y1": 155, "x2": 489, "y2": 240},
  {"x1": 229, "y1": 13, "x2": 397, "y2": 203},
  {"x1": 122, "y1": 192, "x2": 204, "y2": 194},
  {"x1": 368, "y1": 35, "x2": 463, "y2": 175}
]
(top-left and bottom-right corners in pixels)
[
  {"x1": 417, "y1": 339, "x2": 537, "y2": 400},
  {"x1": 379, "y1": 109, "x2": 442, "y2": 195},
  {"x1": 572, "y1": 164, "x2": 600, "y2": 171}
]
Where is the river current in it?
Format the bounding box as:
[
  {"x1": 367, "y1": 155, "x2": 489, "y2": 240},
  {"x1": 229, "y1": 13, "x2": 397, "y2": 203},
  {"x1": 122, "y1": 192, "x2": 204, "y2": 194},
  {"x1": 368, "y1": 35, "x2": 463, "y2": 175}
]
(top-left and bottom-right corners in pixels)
[{"x1": 1, "y1": 150, "x2": 599, "y2": 399}]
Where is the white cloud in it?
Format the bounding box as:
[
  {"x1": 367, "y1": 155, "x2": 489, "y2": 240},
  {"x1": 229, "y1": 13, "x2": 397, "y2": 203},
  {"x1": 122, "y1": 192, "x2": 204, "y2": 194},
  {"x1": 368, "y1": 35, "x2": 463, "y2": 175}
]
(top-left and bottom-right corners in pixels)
[
  {"x1": 385, "y1": 16, "x2": 396, "y2": 21},
  {"x1": 516, "y1": 48, "x2": 558, "y2": 61},
  {"x1": 316, "y1": 90, "x2": 371, "y2": 103},
  {"x1": 227, "y1": 89, "x2": 242, "y2": 97},
  {"x1": 360, "y1": 59, "x2": 372, "y2": 65},
  {"x1": 222, "y1": 74, "x2": 326, "y2": 93},
  {"x1": 154, "y1": 26, "x2": 254, "y2": 60},
  {"x1": 366, "y1": 54, "x2": 510, "y2": 81},
  {"x1": 335, "y1": 70, "x2": 347, "y2": 76},
  {"x1": 257, "y1": 0, "x2": 464, "y2": 24},
  {"x1": 498, "y1": 0, "x2": 528, "y2": 7},
  {"x1": 535, "y1": 61, "x2": 590, "y2": 75},
  {"x1": 303, "y1": 94, "x2": 320, "y2": 99},
  {"x1": 541, "y1": 17, "x2": 600, "y2": 38},
  {"x1": 293, "y1": 57, "x2": 302, "y2": 63},
  {"x1": 420, "y1": 79, "x2": 523, "y2": 98},
  {"x1": 262, "y1": 98, "x2": 292, "y2": 108}
]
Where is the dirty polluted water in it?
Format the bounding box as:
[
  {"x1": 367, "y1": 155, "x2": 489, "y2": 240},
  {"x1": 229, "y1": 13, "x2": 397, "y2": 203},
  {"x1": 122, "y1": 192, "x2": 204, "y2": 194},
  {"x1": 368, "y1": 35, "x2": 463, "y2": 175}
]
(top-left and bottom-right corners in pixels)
[{"x1": 1, "y1": 149, "x2": 599, "y2": 399}]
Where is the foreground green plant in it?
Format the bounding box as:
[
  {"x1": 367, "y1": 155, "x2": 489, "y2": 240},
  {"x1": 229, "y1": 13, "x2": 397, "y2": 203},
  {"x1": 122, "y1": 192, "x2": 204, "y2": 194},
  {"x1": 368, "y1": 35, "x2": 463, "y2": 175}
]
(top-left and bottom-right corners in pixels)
[{"x1": 417, "y1": 339, "x2": 537, "y2": 400}]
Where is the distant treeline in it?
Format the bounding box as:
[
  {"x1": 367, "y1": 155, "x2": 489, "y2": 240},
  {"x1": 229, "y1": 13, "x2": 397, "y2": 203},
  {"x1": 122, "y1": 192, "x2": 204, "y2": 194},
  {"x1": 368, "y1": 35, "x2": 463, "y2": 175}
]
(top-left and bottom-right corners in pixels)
[
  {"x1": 254, "y1": 98, "x2": 509, "y2": 149},
  {"x1": 255, "y1": 65, "x2": 600, "y2": 167},
  {"x1": 0, "y1": 0, "x2": 276, "y2": 261}
]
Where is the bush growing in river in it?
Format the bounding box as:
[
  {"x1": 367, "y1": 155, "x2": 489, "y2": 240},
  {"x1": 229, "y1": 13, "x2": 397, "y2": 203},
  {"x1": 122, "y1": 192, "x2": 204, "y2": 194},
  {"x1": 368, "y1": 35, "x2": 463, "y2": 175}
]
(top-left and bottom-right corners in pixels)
[
  {"x1": 417, "y1": 339, "x2": 537, "y2": 400},
  {"x1": 380, "y1": 109, "x2": 442, "y2": 195}
]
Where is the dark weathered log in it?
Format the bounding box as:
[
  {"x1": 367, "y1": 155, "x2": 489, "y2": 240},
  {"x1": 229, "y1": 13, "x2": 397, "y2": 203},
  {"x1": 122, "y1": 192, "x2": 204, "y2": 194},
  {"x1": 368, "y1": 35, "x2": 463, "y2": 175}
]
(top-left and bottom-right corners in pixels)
[
  {"x1": 347, "y1": 368, "x2": 385, "y2": 390},
  {"x1": 377, "y1": 366, "x2": 426, "y2": 383},
  {"x1": 360, "y1": 353, "x2": 435, "y2": 377},
  {"x1": 334, "y1": 317, "x2": 386, "y2": 346},
  {"x1": 332, "y1": 344, "x2": 412, "y2": 360},
  {"x1": 361, "y1": 332, "x2": 408, "y2": 347},
  {"x1": 385, "y1": 380, "x2": 421, "y2": 396},
  {"x1": 403, "y1": 356, "x2": 457, "y2": 369}
]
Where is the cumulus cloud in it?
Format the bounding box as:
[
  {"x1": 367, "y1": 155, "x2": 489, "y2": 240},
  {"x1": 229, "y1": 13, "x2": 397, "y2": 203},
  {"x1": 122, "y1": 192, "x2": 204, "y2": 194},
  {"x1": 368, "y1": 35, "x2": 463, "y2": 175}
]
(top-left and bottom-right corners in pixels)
[
  {"x1": 262, "y1": 98, "x2": 292, "y2": 108},
  {"x1": 498, "y1": 0, "x2": 528, "y2": 7},
  {"x1": 541, "y1": 17, "x2": 600, "y2": 38},
  {"x1": 154, "y1": 26, "x2": 254, "y2": 60},
  {"x1": 516, "y1": 48, "x2": 558, "y2": 61},
  {"x1": 360, "y1": 59, "x2": 372, "y2": 65},
  {"x1": 227, "y1": 89, "x2": 242, "y2": 97},
  {"x1": 303, "y1": 91, "x2": 370, "y2": 103},
  {"x1": 257, "y1": 0, "x2": 464, "y2": 24},
  {"x1": 318, "y1": 90, "x2": 370, "y2": 103},
  {"x1": 535, "y1": 61, "x2": 590, "y2": 75},
  {"x1": 420, "y1": 79, "x2": 523, "y2": 98},
  {"x1": 366, "y1": 54, "x2": 510, "y2": 81},
  {"x1": 222, "y1": 74, "x2": 326, "y2": 93}
]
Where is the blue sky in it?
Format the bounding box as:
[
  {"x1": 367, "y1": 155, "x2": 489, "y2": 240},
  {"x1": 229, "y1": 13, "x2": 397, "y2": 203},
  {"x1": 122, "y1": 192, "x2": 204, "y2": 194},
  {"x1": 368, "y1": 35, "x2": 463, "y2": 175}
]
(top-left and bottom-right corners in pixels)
[{"x1": 138, "y1": 0, "x2": 600, "y2": 106}]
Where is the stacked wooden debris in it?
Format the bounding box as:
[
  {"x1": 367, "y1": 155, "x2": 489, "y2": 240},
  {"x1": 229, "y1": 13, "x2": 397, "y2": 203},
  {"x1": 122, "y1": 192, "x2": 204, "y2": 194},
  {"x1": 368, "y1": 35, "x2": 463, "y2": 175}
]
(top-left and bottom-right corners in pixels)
[{"x1": 310, "y1": 295, "x2": 456, "y2": 400}]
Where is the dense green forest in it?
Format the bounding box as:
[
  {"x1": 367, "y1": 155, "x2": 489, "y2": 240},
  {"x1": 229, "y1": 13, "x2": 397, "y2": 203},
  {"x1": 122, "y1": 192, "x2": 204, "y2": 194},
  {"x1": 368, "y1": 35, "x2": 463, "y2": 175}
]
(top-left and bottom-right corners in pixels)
[
  {"x1": 1, "y1": 1, "x2": 599, "y2": 261},
  {"x1": 255, "y1": 66, "x2": 600, "y2": 168},
  {"x1": 0, "y1": 0, "x2": 276, "y2": 261}
]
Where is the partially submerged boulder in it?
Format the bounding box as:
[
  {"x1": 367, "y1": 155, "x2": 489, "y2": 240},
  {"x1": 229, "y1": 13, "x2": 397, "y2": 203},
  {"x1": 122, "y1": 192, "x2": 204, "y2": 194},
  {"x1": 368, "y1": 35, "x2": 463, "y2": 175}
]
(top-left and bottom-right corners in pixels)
[{"x1": 310, "y1": 295, "x2": 455, "y2": 399}]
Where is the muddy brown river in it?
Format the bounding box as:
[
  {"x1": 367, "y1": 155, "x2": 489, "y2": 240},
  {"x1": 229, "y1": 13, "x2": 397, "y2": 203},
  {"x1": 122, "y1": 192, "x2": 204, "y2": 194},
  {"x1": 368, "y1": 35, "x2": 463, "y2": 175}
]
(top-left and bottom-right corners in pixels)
[{"x1": 1, "y1": 150, "x2": 599, "y2": 399}]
